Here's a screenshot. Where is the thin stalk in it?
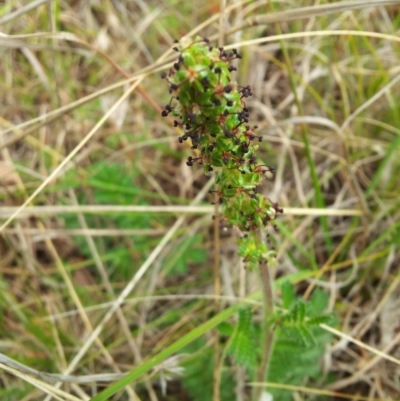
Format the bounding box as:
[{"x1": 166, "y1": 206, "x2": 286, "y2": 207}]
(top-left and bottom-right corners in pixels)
[
  {"x1": 253, "y1": 229, "x2": 275, "y2": 401},
  {"x1": 213, "y1": 200, "x2": 221, "y2": 401}
]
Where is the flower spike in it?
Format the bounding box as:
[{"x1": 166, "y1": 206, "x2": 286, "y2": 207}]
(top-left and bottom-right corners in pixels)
[{"x1": 162, "y1": 36, "x2": 282, "y2": 268}]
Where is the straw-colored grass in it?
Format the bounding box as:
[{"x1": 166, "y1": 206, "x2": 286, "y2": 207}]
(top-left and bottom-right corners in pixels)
[{"x1": 1, "y1": 1, "x2": 400, "y2": 400}]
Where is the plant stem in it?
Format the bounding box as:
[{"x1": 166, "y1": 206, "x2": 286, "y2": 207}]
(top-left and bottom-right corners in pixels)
[
  {"x1": 253, "y1": 229, "x2": 275, "y2": 401},
  {"x1": 213, "y1": 201, "x2": 221, "y2": 401}
]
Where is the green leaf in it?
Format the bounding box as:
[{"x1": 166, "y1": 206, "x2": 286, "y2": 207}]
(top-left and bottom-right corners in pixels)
[
  {"x1": 227, "y1": 307, "x2": 257, "y2": 371},
  {"x1": 89, "y1": 302, "x2": 241, "y2": 401},
  {"x1": 166, "y1": 234, "x2": 207, "y2": 275},
  {"x1": 308, "y1": 288, "x2": 329, "y2": 316},
  {"x1": 281, "y1": 281, "x2": 295, "y2": 309},
  {"x1": 217, "y1": 321, "x2": 234, "y2": 336},
  {"x1": 0, "y1": 386, "x2": 31, "y2": 401},
  {"x1": 182, "y1": 340, "x2": 235, "y2": 401}
]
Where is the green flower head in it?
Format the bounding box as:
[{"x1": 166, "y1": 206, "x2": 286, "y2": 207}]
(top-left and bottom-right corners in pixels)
[{"x1": 162, "y1": 36, "x2": 283, "y2": 268}]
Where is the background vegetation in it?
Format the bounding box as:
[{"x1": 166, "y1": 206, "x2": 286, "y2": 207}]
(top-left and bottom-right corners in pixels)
[{"x1": 1, "y1": 0, "x2": 400, "y2": 400}]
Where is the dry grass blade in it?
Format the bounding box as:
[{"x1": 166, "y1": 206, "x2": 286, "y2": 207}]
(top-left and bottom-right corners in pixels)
[
  {"x1": 1, "y1": 0, "x2": 400, "y2": 399},
  {"x1": 0, "y1": 0, "x2": 50, "y2": 26},
  {"x1": 0, "y1": 82, "x2": 140, "y2": 232},
  {"x1": 321, "y1": 323, "x2": 400, "y2": 368},
  {"x1": 249, "y1": 382, "x2": 399, "y2": 401},
  {"x1": 0, "y1": 205, "x2": 363, "y2": 218},
  {"x1": 1, "y1": 228, "x2": 165, "y2": 238},
  {"x1": 227, "y1": 0, "x2": 400, "y2": 33},
  {"x1": 0, "y1": 362, "x2": 84, "y2": 401},
  {"x1": 227, "y1": 30, "x2": 400, "y2": 50},
  {"x1": 43, "y1": 178, "x2": 214, "y2": 394},
  {"x1": 0, "y1": 353, "x2": 127, "y2": 384}
]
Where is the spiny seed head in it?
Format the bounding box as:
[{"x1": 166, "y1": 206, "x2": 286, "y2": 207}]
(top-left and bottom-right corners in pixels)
[{"x1": 162, "y1": 37, "x2": 280, "y2": 268}]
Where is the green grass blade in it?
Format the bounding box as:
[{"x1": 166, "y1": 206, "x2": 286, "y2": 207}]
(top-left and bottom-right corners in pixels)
[
  {"x1": 272, "y1": 23, "x2": 333, "y2": 254},
  {"x1": 365, "y1": 134, "x2": 400, "y2": 198},
  {"x1": 89, "y1": 303, "x2": 241, "y2": 401}
]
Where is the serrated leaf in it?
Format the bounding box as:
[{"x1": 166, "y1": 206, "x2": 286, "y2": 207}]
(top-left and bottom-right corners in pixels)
[
  {"x1": 281, "y1": 281, "x2": 295, "y2": 309},
  {"x1": 307, "y1": 314, "x2": 334, "y2": 326},
  {"x1": 217, "y1": 321, "x2": 234, "y2": 336},
  {"x1": 268, "y1": 289, "x2": 335, "y2": 401},
  {"x1": 228, "y1": 307, "x2": 257, "y2": 370},
  {"x1": 182, "y1": 339, "x2": 235, "y2": 401},
  {"x1": 308, "y1": 288, "x2": 329, "y2": 315},
  {"x1": 297, "y1": 326, "x2": 316, "y2": 346}
]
